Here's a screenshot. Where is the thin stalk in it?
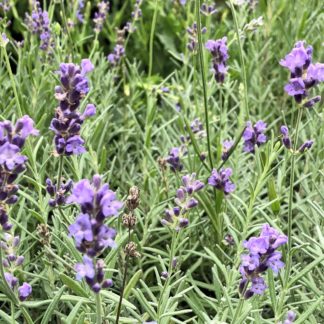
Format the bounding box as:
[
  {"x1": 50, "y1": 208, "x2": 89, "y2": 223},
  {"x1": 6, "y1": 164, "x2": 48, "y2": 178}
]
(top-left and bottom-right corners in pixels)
[
  {"x1": 286, "y1": 107, "x2": 303, "y2": 266},
  {"x1": 228, "y1": 0, "x2": 249, "y2": 121},
  {"x1": 0, "y1": 249, "x2": 33, "y2": 324},
  {"x1": 276, "y1": 107, "x2": 303, "y2": 318},
  {"x1": 116, "y1": 228, "x2": 131, "y2": 324},
  {"x1": 90, "y1": 33, "x2": 99, "y2": 60},
  {"x1": 157, "y1": 230, "x2": 177, "y2": 319},
  {"x1": 148, "y1": 0, "x2": 159, "y2": 77},
  {"x1": 232, "y1": 282, "x2": 248, "y2": 322},
  {"x1": 11, "y1": 301, "x2": 15, "y2": 324},
  {"x1": 57, "y1": 155, "x2": 64, "y2": 191},
  {"x1": 3, "y1": 47, "x2": 23, "y2": 117},
  {"x1": 95, "y1": 293, "x2": 102, "y2": 324},
  {"x1": 196, "y1": 0, "x2": 213, "y2": 169},
  {"x1": 60, "y1": 0, "x2": 74, "y2": 60}
]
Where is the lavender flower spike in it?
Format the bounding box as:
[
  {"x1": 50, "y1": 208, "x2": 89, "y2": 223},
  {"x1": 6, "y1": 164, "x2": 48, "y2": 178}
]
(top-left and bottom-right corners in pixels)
[
  {"x1": 162, "y1": 173, "x2": 204, "y2": 230},
  {"x1": 281, "y1": 41, "x2": 324, "y2": 107},
  {"x1": 18, "y1": 283, "x2": 32, "y2": 301},
  {"x1": 221, "y1": 139, "x2": 234, "y2": 161},
  {"x1": 205, "y1": 37, "x2": 229, "y2": 83},
  {"x1": 25, "y1": 1, "x2": 53, "y2": 52},
  {"x1": 51, "y1": 60, "x2": 95, "y2": 156},
  {"x1": 208, "y1": 168, "x2": 235, "y2": 195},
  {"x1": 93, "y1": 1, "x2": 109, "y2": 33},
  {"x1": 280, "y1": 125, "x2": 292, "y2": 149},
  {"x1": 0, "y1": 117, "x2": 38, "y2": 230},
  {"x1": 68, "y1": 175, "x2": 122, "y2": 292},
  {"x1": 298, "y1": 140, "x2": 313, "y2": 153},
  {"x1": 283, "y1": 310, "x2": 296, "y2": 324},
  {"x1": 243, "y1": 120, "x2": 267, "y2": 153},
  {"x1": 239, "y1": 224, "x2": 287, "y2": 299}
]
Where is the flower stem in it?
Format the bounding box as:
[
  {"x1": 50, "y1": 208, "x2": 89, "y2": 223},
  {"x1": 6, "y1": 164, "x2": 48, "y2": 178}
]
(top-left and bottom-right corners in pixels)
[
  {"x1": 196, "y1": 0, "x2": 213, "y2": 169},
  {"x1": 276, "y1": 107, "x2": 303, "y2": 318},
  {"x1": 228, "y1": 0, "x2": 249, "y2": 121},
  {"x1": 116, "y1": 228, "x2": 131, "y2": 324},
  {"x1": 3, "y1": 47, "x2": 23, "y2": 117},
  {"x1": 232, "y1": 279, "x2": 248, "y2": 322},
  {"x1": 0, "y1": 248, "x2": 33, "y2": 324},
  {"x1": 148, "y1": 0, "x2": 159, "y2": 77},
  {"x1": 11, "y1": 301, "x2": 15, "y2": 324},
  {"x1": 57, "y1": 155, "x2": 64, "y2": 191},
  {"x1": 157, "y1": 230, "x2": 178, "y2": 319},
  {"x1": 286, "y1": 107, "x2": 303, "y2": 264},
  {"x1": 95, "y1": 292, "x2": 102, "y2": 324}
]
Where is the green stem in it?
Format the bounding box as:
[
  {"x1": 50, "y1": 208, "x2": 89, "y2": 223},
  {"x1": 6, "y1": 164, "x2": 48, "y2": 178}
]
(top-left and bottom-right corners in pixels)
[
  {"x1": 0, "y1": 249, "x2": 33, "y2": 324},
  {"x1": 157, "y1": 230, "x2": 177, "y2": 319},
  {"x1": 116, "y1": 228, "x2": 131, "y2": 324},
  {"x1": 57, "y1": 155, "x2": 64, "y2": 191},
  {"x1": 276, "y1": 107, "x2": 303, "y2": 318},
  {"x1": 228, "y1": 0, "x2": 249, "y2": 121},
  {"x1": 286, "y1": 107, "x2": 303, "y2": 264},
  {"x1": 95, "y1": 292, "x2": 102, "y2": 324},
  {"x1": 148, "y1": 0, "x2": 159, "y2": 77},
  {"x1": 60, "y1": 0, "x2": 74, "y2": 60},
  {"x1": 232, "y1": 280, "x2": 248, "y2": 322},
  {"x1": 11, "y1": 301, "x2": 15, "y2": 324},
  {"x1": 3, "y1": 47, "x2": 23, "y2": 117},
  {"x1": 196, "y1": 0, "x2": 213, "y2": 169},
  {"x1": 90, "y1": 33, "x2": 99, "y2": 60}
]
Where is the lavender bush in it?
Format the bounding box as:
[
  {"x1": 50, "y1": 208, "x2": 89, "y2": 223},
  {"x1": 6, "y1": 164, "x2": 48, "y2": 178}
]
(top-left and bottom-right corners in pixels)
[{"x1": 0, "y1": 1, "x2": 323, "y2": 323}]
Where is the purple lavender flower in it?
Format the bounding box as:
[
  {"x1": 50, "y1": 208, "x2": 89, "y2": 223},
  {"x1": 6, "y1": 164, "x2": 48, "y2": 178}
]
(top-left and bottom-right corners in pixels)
[
  {"x1": 222, "y1": 139, "x2": 234, "y2": 161},
  {"x1": 18, "y1": 283, "x2": 32, "y2": 301},
  {"x1": 250, "y1": 277, "x2": 267, "y2": 295},
  {"x1": 51, "y1": 60, "x2": 95, "y2": 156},
  {"x1": 124, "y1": 0, "x2": 143, "y2": 33},
  {"x1": 162, "y1": 174, "x2": 204, "y2": 230},
  {"x1": 68, "y1": 175, "x2": 121, "y2": 292},
  {"x1": 1, "y1": 234, "x2": 26, "y2": 273},
  {"x1": 280, "y1": 125, "x2": 292, "y2": 149},
  {"x1": 208, "y1": 168, "x2": 235, "y2": 195},
  {"x1": 303, "y1": 95, "x2": 321, "y2": 108},
  {"x1": 182, "y1": 173, "x2": 205, "y2": 194},
  {"x1": 243, "y1": 120, "x2": 267, "y2": 153},
  {"x1": 284, "y1": 310, "x2": 296, "y2": 324},
  {"x1": 93, "y1": 1, "x2": 109, "y2": 33},
  {"x1": 280, "y1": 41, "x2": 312, "y2": 77},
  {"x1": 46, "y1": 179, "x2": 73, "y2": 207},
  {"x1": 284, "y1": 78, "x2": 306, "y2": 97},
  {"x1": 4, "y1": 272, "x2": 18, "y2": 288},
  {"x1": 67, "y1": 178, "x2": 123, "y2": 217},
  {"x1": 0, "y1": 0, "x2": 10, "y2": 13},
  {"x1": 239, "y1": 224, "x2": 287, "y2": 299},
  {"x1": 0, "y1": 117, "x2": 38, "y2": 230},
  {"x1": 107, "y1": 44, "x2": 125, "y2": 66},
  {"x1": 75, "y1": 255, "x2": 95, "y2": 281},
  {"x1": 161, "y1": 271, "x2": 169, "y2": 279},
  {"x1": 266, "y1": 251, "x2": 284, "y2": 275},
  {"x1": 190, "y1": 118, "x2": 206, "y2": 138},
  {"x1": 200, "y1": 3, "x2": 217, "y2": 15},
  {"x1": 25, "y1": 1, "x2": 52, "y2": 51},
  {"x1": 187, "y1": 22, "x2": 207, "y2": 52},
  {"x1": 281, "y1": 41, "x2": 324, "y2": 107},
  {"x1": 298, "y1": 140, "x2": 313, "y2": 153},
  {"x1": 76, "y1": 0, "x2": 85, "y2": 23},
  {"x1": 165, "y1": 146, "x2": 186, "y2": 172},
  {"x1": 205, "y1": 37, "x2": 229, "y2": 83}
]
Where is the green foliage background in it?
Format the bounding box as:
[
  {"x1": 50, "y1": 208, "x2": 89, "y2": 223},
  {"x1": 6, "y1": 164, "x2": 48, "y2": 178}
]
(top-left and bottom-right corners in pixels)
[{"x1": 0, "y1": 0, "x2": 323, "y2": 323}]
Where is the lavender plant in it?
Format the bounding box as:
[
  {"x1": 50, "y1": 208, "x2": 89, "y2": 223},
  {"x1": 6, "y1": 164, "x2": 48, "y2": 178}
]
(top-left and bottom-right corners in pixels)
[
  {"x1": 0, "y1": 0, "x2": 323, "y2": 323},
  {"x1": 25, "y1": 1, "x2": 53, "y2": 52}
]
